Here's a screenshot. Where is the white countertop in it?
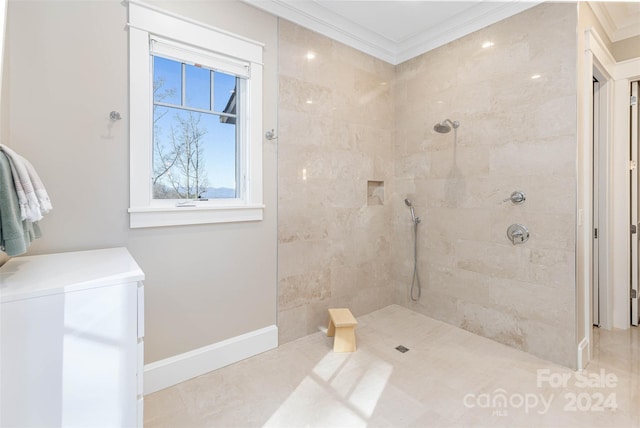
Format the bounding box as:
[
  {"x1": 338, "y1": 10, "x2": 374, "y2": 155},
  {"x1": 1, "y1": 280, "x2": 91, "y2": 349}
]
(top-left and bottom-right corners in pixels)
[{"x1": 0, "y1": 247, "x2": 145, "y2": 303}]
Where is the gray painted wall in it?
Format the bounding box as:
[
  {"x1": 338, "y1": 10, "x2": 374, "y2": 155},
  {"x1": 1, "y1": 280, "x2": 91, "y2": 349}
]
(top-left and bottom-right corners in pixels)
[{"x1": 5, "y1": 0, "x2": 278, "y2": 363}]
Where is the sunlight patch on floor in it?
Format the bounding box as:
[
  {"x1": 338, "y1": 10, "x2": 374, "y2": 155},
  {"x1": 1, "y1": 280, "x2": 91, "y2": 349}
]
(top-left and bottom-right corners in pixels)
[{"x1": 264, "y1": 350, "x2": 393, "y2": 427}]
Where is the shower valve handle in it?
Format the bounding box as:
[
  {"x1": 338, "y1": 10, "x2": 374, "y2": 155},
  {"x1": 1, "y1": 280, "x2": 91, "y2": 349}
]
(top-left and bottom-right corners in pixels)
[
  {"x1": 503, "y1": 191, "x2": 526, "y2": 205},
  {"x1": 507, "y1": 224, "x2": 530, "y2": 245}
]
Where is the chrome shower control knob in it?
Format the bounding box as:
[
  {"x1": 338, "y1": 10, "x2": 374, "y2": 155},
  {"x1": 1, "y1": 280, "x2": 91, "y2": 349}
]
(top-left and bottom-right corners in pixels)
[
  {"x1": 507, "y1": 224, "x2": 529, "y2": 245},
  {"x1": 504, "y1": 191, "x2": 526, "y2": 205}
]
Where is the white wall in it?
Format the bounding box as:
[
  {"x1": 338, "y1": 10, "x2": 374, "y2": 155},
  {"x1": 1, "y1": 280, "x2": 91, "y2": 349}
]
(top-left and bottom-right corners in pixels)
[
  {"x1": 0, "y1": 0, "x2": 6, "y2": 113},
  {"x1": 5, "y1": 0, "x2": 278, "y2": 364},
  {"x1": 0, "y1": 0, "x2": 7, "y2": 212}
]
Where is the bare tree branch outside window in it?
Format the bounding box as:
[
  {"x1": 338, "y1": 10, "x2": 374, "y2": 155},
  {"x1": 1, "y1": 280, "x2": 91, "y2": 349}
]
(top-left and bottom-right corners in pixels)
[{"x1": 153, "y1": 79, "x2": 209, "y2": 199}]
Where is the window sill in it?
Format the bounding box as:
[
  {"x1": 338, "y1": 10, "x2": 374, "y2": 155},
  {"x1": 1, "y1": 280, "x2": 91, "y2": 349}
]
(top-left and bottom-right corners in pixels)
[{"x1": 128, "y1": 204, "x2": 264, "y2": 228}]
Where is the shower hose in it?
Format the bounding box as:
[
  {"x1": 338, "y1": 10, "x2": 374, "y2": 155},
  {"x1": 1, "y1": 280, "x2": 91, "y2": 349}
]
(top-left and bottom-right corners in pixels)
[{"x1": 410, "y1": 219, "x2": 421, "y2": 301}]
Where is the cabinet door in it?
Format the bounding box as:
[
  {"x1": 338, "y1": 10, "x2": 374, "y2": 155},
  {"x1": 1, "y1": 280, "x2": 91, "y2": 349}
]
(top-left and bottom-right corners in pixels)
[
  {"x1": 1, "y1": 282, "x2": 138, "y2": 427},
  {"x1": 1, "y1": 293, "x2": 66, "y2": 426}
]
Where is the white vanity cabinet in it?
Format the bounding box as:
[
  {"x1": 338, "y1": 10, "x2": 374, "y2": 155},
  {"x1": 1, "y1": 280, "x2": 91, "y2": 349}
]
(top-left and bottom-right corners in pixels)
[{"x1": 0, "y1": 247, "x2": 145, "y2": 427}]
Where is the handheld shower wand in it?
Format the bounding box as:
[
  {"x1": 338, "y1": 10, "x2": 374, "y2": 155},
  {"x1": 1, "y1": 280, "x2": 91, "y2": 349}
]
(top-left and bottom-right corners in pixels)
[
  {"x1": 404, "y1": 198, "x2": 422, "y2": 301},
  {"x1": 404, "y1": 198, "x2": 421, "y2": 225}
]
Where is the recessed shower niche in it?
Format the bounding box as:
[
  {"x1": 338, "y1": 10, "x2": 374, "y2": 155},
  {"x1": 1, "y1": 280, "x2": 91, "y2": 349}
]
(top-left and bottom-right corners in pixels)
[{"x1": 367, "y1": 181, "x2": 384, "y2": 205}]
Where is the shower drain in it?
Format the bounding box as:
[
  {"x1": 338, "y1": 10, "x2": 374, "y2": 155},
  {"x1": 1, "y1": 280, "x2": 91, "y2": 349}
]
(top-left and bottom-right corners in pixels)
[{"x1": 395, "y1": 345, "x2": 409, "y2": 353}]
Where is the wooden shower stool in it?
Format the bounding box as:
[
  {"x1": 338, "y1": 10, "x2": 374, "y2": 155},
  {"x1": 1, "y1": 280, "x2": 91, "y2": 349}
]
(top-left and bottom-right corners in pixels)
[{"x1": 327, "y1": 308, "x2": 358, "y2": 352}]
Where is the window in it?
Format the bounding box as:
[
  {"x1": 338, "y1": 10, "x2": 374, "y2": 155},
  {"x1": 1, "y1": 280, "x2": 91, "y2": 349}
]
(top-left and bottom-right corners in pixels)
[
  {"x1": 128, "y1": 1, "x2": 264, "y2": 228},
  {"x1": 151, "y1": 41, "x2": 241, "y2": 201}
]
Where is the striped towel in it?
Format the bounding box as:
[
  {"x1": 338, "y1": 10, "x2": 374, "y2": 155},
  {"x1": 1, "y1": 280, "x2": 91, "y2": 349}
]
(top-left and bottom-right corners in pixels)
[{"x1": 0, "y1": 144, "x2": 52, "y2": 222}]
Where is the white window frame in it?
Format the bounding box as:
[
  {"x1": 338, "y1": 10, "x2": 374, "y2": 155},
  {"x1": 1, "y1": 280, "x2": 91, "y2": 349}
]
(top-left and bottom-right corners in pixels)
[{"x1": 127, "y1": 0, "x2": 264, "y2": 228}]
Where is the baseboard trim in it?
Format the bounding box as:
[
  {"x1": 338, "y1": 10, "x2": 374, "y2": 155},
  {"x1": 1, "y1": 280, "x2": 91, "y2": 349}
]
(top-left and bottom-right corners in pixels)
[
  {"x1": 577, "y1": 337, "x2": 589, "y2": 371},
  {"x1": 143, "y1": 325, "x2": 278, "y2": 395}
]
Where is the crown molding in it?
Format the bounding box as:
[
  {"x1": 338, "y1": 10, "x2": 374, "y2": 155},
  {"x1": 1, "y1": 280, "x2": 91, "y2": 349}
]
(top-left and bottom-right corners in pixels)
[
  {"x1": 588, "y1": 1, "x2": 640, "y2": 43},
  {"x1": 243, "y1": 0, "x2": 540, "y2": 65},
  {"x1": 243, "y1": 0, "x2": 396, "y2": 63},
  {"x1": 588, "y1": 2, "x2": 618, "y2": 43}
]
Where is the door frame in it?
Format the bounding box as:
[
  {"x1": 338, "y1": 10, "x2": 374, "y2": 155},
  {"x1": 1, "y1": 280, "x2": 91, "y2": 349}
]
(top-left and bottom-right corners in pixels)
[
  {"x1": 630, "y1": 79, "x2": 638, "y2": 327},
  {"x1": 579, "y1": 28, "x2": 614, "y2": 370},
  {"x1": 631, "y1": 81, "x2": 639, "y2": 326},
  {"x1": 592, "y1": 76, "x2": 602, "y2": 328}
]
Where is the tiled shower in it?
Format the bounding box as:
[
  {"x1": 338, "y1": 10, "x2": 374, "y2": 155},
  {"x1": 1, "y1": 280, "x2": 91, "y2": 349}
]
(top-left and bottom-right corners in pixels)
[{"x1": 277, "y1": 2, "x2": 578, "y2": 368}]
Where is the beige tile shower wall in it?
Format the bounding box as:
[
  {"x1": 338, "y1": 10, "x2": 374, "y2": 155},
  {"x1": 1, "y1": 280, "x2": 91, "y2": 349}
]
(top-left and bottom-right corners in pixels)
[
  {"x1": 277, "y1": 20, "x2": 396, "y2": 343},
  {"x1": 393, "y1": 3, "x2": 578, "y2": 368}
]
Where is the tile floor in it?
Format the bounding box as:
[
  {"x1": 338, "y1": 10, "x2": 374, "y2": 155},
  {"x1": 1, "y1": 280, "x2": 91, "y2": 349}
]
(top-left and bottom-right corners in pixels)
[{"x1": 144, "y1": 305, "x2": 639, "y2": 427}]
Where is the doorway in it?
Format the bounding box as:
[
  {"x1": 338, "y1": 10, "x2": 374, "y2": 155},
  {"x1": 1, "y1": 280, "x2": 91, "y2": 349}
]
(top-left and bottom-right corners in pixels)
[
  {"x1": 581, "y1": 28, "x2": 640, "y2": 371},
  {"x1": 589, "y1": 74, "x2": 640, "y2": 331}
]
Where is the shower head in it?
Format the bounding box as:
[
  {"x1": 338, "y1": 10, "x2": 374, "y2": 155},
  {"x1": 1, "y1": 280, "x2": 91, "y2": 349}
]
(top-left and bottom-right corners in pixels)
[
  {"x1": 434, "y1": 118, "x2": 460, "y2": 133},
  {"x1": 433, "y1": 123, "x2": 451, "y2": 133},
  {"x1": 404, "y1": 198, "x2": 420, "y2": 224}
]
